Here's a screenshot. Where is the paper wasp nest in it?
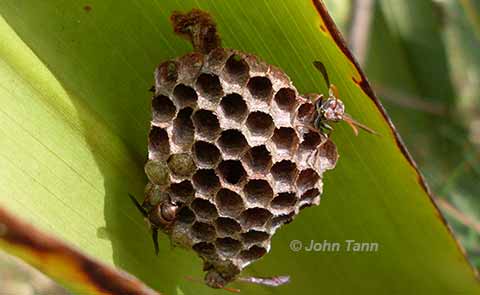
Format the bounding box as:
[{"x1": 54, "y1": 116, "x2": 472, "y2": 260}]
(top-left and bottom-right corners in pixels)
[{"x1": 144, "y1": 47, "x2": 338, "y2": 287}]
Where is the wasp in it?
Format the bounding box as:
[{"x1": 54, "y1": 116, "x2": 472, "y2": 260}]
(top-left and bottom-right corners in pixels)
[
  {"x1": 308, "y1": 61, "x2": 377, "y2": 136},
  {"x1": 128, "y1": 193, "x2": 179, "y2": 255}
]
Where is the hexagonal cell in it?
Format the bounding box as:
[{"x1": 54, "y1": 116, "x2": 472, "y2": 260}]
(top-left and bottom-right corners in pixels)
[
  {"x1": 152, "y1": 95, "x2": 177, "y2": 124},
  {"x1": 224, "y1": 54, "x2": 250, "y2": 85},
  {"x1": 215, "y1": 188, "x2": 245, "y2": 217},
  {"x1": 219, "y1": 93, "x2": 248, "y2": 123},
  {"x1": 239, "y1": 245, "x2": 267, "y2": 262},
  {"x1": 196, "y1": 73, "x2": 223, "y2": 103},
  {"x1": 243, "y1": 179, "x2": 274, "y2": 206},
  {"x1": 192, "y1": 169, "x2": 220, "y2": 194},
  {"x1": 176, "y1": 206, "x2": 195, "y2": 224},
  {"x1": 245, "y1": 112, "x2": 274, "y2": 138},
  {"x1": 192, "y1": 141, "x2": 221, "y2": 168},
  {"x1": 300, "y1": 132, "x2": 322, "y2": 152},
  {"x1": 191, "y1": 198, "x2": 218, "y2": 220},
  {"x1": 316, "y1": 139, "x2": 338, "y2": 171},
  {"x1": 270, "y1": 160, "x2": 298, "y2": 189},
  {"x1": 272, "y1": 127, "x2": 299, "y2": 157},
  {"x1": 297, "y1": 102, "x2": 315, "y2": 122},
  {"x1": 215, "y1": 217, "x2": 242, "y2": 236},
  {"x1": 170, "y1": 180, "x2": 194, "y2": 203},
  {"x1": 217, "y1": 160, "x2": 246, "y2": 185},
  {"x1": 242, "y1": 145, "x2": 272, "y2": 174},
  {"x1": 173, "y1": 84, "x2": 198, "y2": 108},
  {"x1": 193, "y1": 242, "x2": 216, "y2": 256},
  {"x1": 155, "y1": 61, "x2": 178, "y2": 87},
  {"x1": 241, "y1": 230, "x2": 270, "y2": 245},
  {"x1": 167, "y1": 153, "x2": 195, "y2": 177},
  {"x1": 240, "y1": 208, "x2": 272, "y2": 228},
  {"x1": 172, "y1": 108, "x2": 194, "y2": 148},
  {"x1": 301, "y1": 188, "x2": 320, "y2": 203},
  {"x1": 215, "y1": 237, "x2": 242, "y2": 257},
  {"x1": 247, "y1": 76, "x2": 273, "y2": 102},
  {"x1": 148, "y1": 126, "x2": 170, "y2": 158},
  {"x1": 296, "y1": 169, "x2": 320, "y2": 193},
  {"x1": 192, "y1": 222, "x2": 216, "y2": 241},
  {"x1": 271, "y1": 192, "x2": 297, "y2": 211},
  {"x1": 217, "y1": 130, "x2": 249, "y2": 157},
  {"x1": 192, "y1": 109, "x2": 221, "y2": 140},
  {"x1": 274, "y1": 88, "x2": 297, "y2": 112},
  {"x1": 271, "y1": 211, "x2": 295, "y2": 228},
  {"x1": 144, "y1": 160, "x2": 169, "y2": 187}
]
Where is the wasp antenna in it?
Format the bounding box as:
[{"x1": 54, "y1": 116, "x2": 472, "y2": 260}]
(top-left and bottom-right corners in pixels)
[
  {"x1": 343, "y1": 114, "x2": 378, "y2": 135},
  {"x1": 152, "y1": 228, "x2": 160, "y2": 255},
  {"x1": 313, "y1": 61, "x2": 330, "y2": 87},
  {"x1": 128, "y1": 193, "x2": 148, "y2": 217}
]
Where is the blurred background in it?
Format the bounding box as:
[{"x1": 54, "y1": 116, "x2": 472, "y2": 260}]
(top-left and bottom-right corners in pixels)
[
  {"x1": 1, "y1": 0, "x2": 479, "y2": 292},
  {"x1": 324, "y1": 0, "x2": 480, "y2": 268}
]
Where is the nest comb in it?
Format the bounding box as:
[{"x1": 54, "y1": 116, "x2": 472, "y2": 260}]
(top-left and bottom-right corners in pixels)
[{"x1": 135, "y1": 9, "x2": 339, "y2": 289}]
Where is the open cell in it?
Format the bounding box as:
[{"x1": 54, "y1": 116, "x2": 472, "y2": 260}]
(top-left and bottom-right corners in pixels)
[
  {"x1": 173, "y1": 84, "x2": 197, "y2": 108},
  {"x1": 297, "y1": 102, "x2": 315, "y2": 122},
  {"x1": 270, "y1": 160, "x2": 298, "y2": 187},
  {"x1": 192, "y1": 169, "x2": 220, "y2": 194},
  {"x1": 271, "y1": 192, "x2": 297, "y2": 210},
  {"x1": 224, "y1": 54, "x2": 250, "y2": 85},
  {"x1": 239, "y1": 245, "x2": 267, "y2": 262},
  {"x1": 196, "y1": 73, "x2": 223, "y2": 102},
  {"x1": 274, "y1": 88, "x2": 297, "y2": 112},
  {"x1": 215, "y1": 188, "x2": 245, "y2": 217},
  {"x1": 152, "y1": 95, "x2": 176, "y2": 123},
  {"x1": 192, "y1": 109, "x2": 221, "y2": 140},
  {"x1": 172, "y1": 108, "x2": 194, "y2": 148},
  {"x1": 271, "y1": 211, "x2": 295, "y2": 228},
  {"x1": 243, "y1": 179, "x2": 274, "y2": 206},
  {"x1": 241, "y1": 230, "x2": 270, "y2": 245},
  {"x1": 301, "y1": 188, "x2": 320, "y2": 202},
  {"x1": 245, "y1": 112, "x2": 274, "y2": 138},
  {"x1": 217, "y1": 130, "x2": 249, "y2": 157},
  {"x1": 192, "y1": 141, "x2": 221, "y2": 168},
  {"x1": 192, "y1": 222, "x2": 216, "y2": 241},
  {"x1": 170, "y1": 180, "x2": 194, "y2": 203},
  {"x1": 247, "y1": 76, "x2": 273, "y2": 102},
  {"x1": 296, "y1": 169, "x2": 320, "y2": 192},
  {"x1": 272, "y1": 128, "x2": 299, "y2": 156},
  {"x1": 148, "y1": 127, "x2": 170, "y2": 157},
  {"x1": 215, "y1": 237, "x2": 242, "y2": 257},
  {"x1": 192, "y1": 242, "x2": 215, "y2": 256},
  {"x1": 217, "y1": 160, "x2": 246, "y2": 185},
  {"x1": 191, "y1": 198, "x2": 218, "y2": 219},
  {"x1": 240, "y1": 208, "x2": 272, "y2": 228},
  {"x1": 176, "y1": 206, "x2": 195, "y2": 224},
  {"x1": 219, "y1": 93, "x2": 248, "y2": 122},
  {"x1": 215, "y1": 217, "x2": 242, "y2": 236},
  {"x1": 242, "y1": 145, "x2": 272, "y2": 174}
]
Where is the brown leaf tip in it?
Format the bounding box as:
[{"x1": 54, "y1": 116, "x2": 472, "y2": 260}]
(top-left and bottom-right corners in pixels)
[{"x1": 170, "y1": 9, "x2": 221, "y2": 54}]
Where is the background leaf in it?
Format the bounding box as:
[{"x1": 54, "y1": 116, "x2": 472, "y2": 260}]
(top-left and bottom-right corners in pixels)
[{"x1": 1, "y1": 1, "x2": 479, "y2": 294}]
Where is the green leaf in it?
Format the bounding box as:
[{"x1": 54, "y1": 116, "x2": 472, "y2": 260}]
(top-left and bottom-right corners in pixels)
[{"x1": 0, "y1": 1, "x2": 478, "y2": 294}]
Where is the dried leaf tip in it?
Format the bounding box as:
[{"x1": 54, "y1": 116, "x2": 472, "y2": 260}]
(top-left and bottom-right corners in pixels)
[{"x1": 170, "y1": 9, "x2": 221, "y2": 54}]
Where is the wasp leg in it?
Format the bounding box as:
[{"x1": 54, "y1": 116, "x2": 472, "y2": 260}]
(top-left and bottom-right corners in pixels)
[
  {"x1": 152, "y1": 228, "x2": 160, "y2": 255},
  {"x1": 128, "y1": 193, "x2": 148, "y2": 217}
]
